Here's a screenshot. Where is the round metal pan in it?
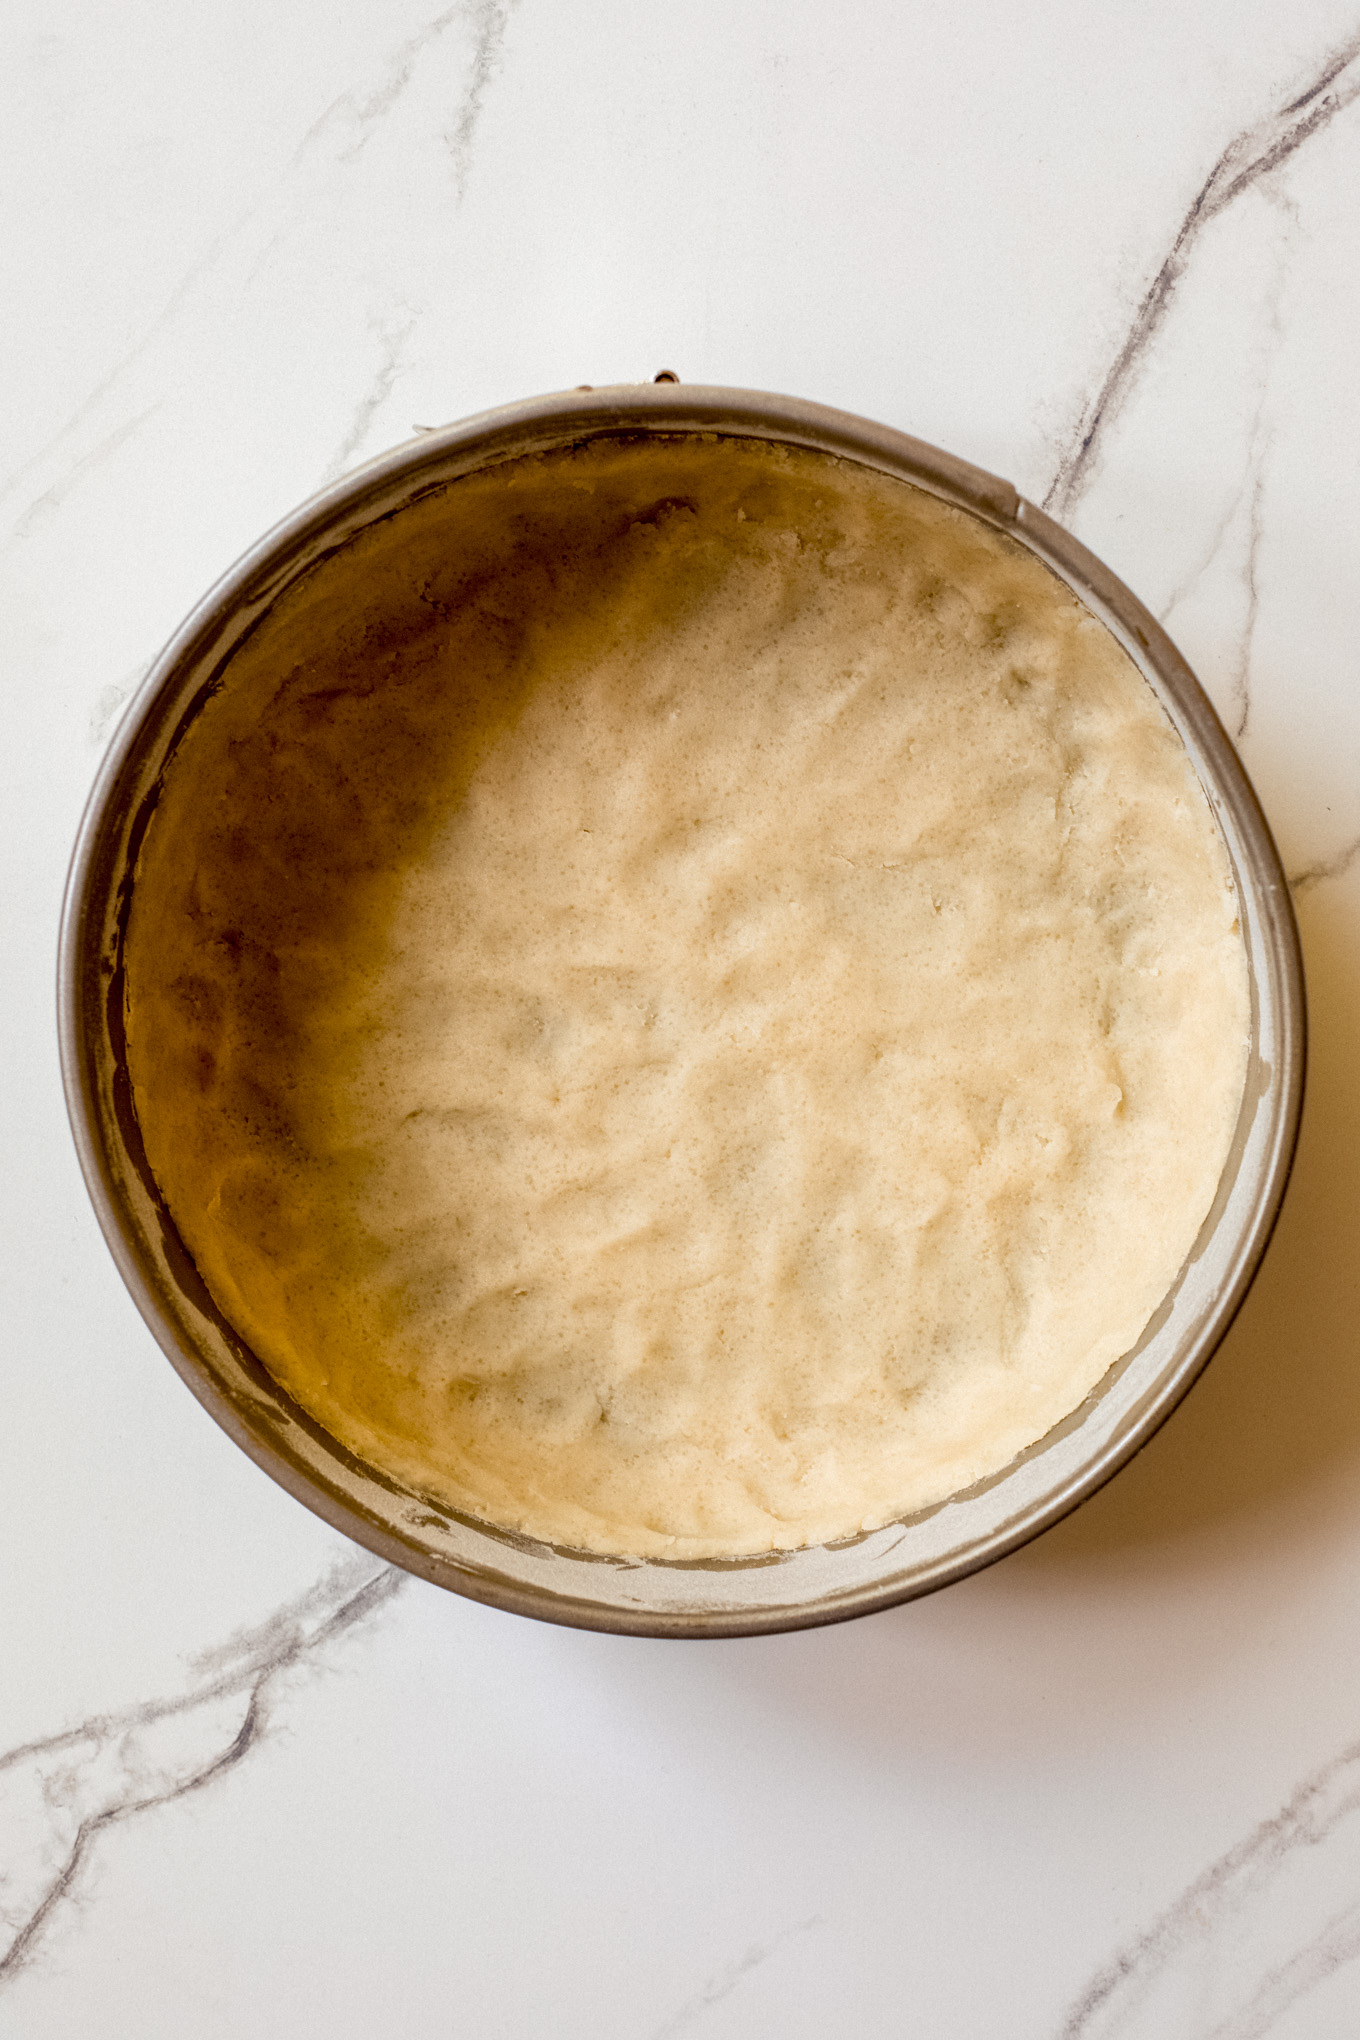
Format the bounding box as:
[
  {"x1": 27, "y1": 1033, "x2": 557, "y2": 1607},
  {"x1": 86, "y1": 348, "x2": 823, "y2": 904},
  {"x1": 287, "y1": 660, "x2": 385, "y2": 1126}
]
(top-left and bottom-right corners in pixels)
[{"x1": 58, "y1": 382, "x2": 1306, "y2": 1637}]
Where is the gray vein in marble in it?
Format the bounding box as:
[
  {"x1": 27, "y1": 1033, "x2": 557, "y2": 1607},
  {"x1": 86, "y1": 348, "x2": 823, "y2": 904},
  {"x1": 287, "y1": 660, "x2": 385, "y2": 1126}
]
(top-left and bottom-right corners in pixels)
[
  {"x1": 315, "y1": 3, "x2": 519, "y2": 474},
  {"x1": 1045, "y1": 26, "x2": 1360, "y2": 521},
  {"x1": 1230, "y1": 456, "x2": 1266, "y2": 742},
  {"x1": 1157, "y1": 408, "x2": 1270, "y2": 745},
  {"x1": 1289, "y1": 832, "x2": 1360, "y2": 895},
  {"x1": 322, "y1": 309, "x2": 421, "y2": 481},
  {"x1": 1154, "y1": 181, "x2": 1296, "y2": 745},
  {"x1": 1212, "y1": 1902, "x2": 1360, "y2": 2040},
  {"x1": 7, "y1": 407, "x2": 160, "y2": 545},
  {"x1": 1058, "y1": 1737, "x2": 1360, "y2": 2037},
  {"x1": 1157, "y1": 488, "x2": 1243, "y2": 638},
  {"x1": 293, "y1": 5, "x2": 465, "y2": 169},
  {"x1": 0, "y1": 1557, "x2": 403, "y2": 1991},
  {"x1": 3, "y1": 4, "x2": 485, "y2": 534},
  {"x1": 0, "y1": 245, "x2": 231, "y2": 520},
  {"x1": 646, "y1": 1917, "x2": 822, "y2": 2040},
  {"x1": 447, "y1": 0, "x2": 518, "y2": 201}
]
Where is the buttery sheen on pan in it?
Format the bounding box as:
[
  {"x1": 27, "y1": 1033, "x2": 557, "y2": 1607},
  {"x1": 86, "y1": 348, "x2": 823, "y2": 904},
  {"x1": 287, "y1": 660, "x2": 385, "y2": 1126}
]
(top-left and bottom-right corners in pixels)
[{"x1": 124, "y1": 435, "x2": 1250, "y2": 1559}]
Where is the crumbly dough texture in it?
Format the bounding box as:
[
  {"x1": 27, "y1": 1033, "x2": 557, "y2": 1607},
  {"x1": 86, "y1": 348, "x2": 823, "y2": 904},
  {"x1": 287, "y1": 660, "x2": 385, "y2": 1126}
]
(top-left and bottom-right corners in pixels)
[{"x1": 125, "y1": 435, "x2": 1249, "y2": 1558}]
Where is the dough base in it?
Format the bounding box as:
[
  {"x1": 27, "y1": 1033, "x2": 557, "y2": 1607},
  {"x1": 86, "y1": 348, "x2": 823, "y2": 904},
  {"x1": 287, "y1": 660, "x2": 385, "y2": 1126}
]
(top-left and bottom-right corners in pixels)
[{"x1": 125, "y1": 436, "x2": 1250, "y2": 1557}]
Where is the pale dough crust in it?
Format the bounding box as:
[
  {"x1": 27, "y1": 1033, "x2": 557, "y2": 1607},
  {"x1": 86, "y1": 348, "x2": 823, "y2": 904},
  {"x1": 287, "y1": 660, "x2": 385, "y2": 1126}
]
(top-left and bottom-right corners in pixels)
[{"x1": 125, "y1": 436, "x2": 1249, "y2": 1557}]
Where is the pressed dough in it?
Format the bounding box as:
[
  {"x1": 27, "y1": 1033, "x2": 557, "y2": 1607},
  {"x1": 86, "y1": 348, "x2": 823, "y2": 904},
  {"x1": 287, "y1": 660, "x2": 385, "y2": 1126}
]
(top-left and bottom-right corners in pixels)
[{"x1": 124, "y1": 435, "x2": 1250, "y2": 1558}]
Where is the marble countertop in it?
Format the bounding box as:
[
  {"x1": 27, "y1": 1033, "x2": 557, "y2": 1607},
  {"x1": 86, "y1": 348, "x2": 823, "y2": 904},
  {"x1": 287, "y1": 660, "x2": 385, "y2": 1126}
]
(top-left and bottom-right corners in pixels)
[{"x1": 6, "y1": 3, "x2": 1360, "y2": 2033}]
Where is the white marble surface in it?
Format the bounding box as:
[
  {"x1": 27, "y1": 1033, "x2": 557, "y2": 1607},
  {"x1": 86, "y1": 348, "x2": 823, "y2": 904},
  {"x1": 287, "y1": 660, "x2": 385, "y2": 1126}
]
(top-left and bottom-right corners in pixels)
[{"x1": 5, "y1": 3, "x2": 1360, "y2": 2032}]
